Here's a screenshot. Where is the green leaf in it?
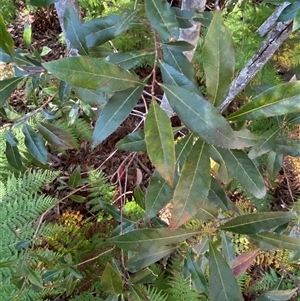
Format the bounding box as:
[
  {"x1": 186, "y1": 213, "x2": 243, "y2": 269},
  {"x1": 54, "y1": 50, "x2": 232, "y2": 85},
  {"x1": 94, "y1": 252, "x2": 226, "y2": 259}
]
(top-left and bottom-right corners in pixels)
[
  {"x1": 185, "y1": 250, "x2": 209, "y2": 294},
  {"x1": 22, "y1": 123, "x2": 48, "y2": 164},
  {"x1": 170, "y1": 139, "x2": 211, "y2": 229},
  {"x1": 92, "y1": 86, "x2": 143, "y2": 147},
  {"x1": 278, "y1": 2, "x2": 300, "y2": 22},
  {"x1": 145, "y1": 0, "x2": 179, "y2": 42},
  {"x1": 209, "y1": 242, "x2": 243, "y2": 301},
  {"x1": 107, "y1": 51, "x2": 155, "y2": 70},
  {"x1": 115, "y1": 10, "x2": 138, "y2": 36},
  {"x1": 109, "y1": 228, "x2": 200, "y2": 252},
  {"x1": 127, "y1": 246, "x2": 175, "y2": 273},
  {"x1": 63, "y1": 7, "x2": 88, "y2": 56},
  {"x1": 43, "y1": 57, "x2": 141, "y2": 92},
  {"x1": 160, "y1": 60, "x2": 200, "y2": 95},
  {"x1": 145, "y1": 101, "x2": 175, "y2": 186},
  {"x1": 0, "y1": 47, "x2": 13, "y2": 62},
  {"x1": 250, "y1": 231, "x2": 300, "y2": 251},
  {"x1": 74, "y1": 86, "x2": 107, "y2": 106},
  {"x1": 23, "y1": 22, "x2": 32, "y2": 49},
  {"x1": 203, "y1": 10, "x2": 235, "y2": 106},
  {"x1": 234, "y1": 129, "x2": 259, "y2": 147},
  {"x1": 274, "y1": 137, "x2": 300, "y2": 157},
  {"x1": 37, "y1": 121, "x2": 76, "y2": 150},
  {"x1": 29, "y1": 0, "x2": 58, "y2": 6},
  {"x1": 5, "y1": 131, "x2": 23, "y2": 170},
  {"x1": 0, "y1": 259, "x2": 18, "y2": 268},
  {"x1": 83, "y1": 15, "x2": 120, "y2": 47},
  {"x1": 208, "y1": 177, "x2": 230, "y2": 210},
  {"x1": 101, "y1": 263, "x2": 123, "y2": 295},
  {"x1": 220, "y1": 211, "x2": 296, "y2": 234},
  {"x1": 215, "y1": 148, "x2": 266, "y2": 198},
  {"x1": 27, "y1": 266, "x2": 43, "y2": 288},
  {"x1": 227, "y1": 82, "x2": 300, "y2": 121},
  {"x1": 259, "y1": 289, "x2": 297, "y2": 301},
  {"x1": 116, "y1": 130, "x2": 146, "y2": 152},
  {"x1": 162, "y1": 85, "x2": 243, "y2": 149},
  {"x1": 162, "y1": 46, "x2": 197, "y2": 84},
  {"x1": 292, "y1": 9, "x2": 300, "y2": 32},
  {"x1": 248, "y1": 125, "x2": 280, "y2": 159},
  {"x1": 68, "y1": 166, "x2": 81, "y2": 188},
  {"x1": 221, "y1": 232, "x2": 235, "y2": 267},
  {"x1": 210, "y1": 146, "x2": 231, "y2": 182},
  {"x1": 266, "y1": 151, "x2": 283, "y2": 180},
  {"x1": 0, "y1": 14, "x2": 14, "y2": 57},
  {"x1": 0, "y1": 77, "x2": 23, "y2": 107},
  {"x1": 145, "y1": 170, "x2": 173, "y2": 218},
  {"x1": 162, "y1": 41, "x2": 194, "y2": 52},
  {"x1": 193, "y1": 11, "x2": 213, "y2": 27},
  {"x1": 172, "y1": 7, "x2": 193, "y2": 28}
]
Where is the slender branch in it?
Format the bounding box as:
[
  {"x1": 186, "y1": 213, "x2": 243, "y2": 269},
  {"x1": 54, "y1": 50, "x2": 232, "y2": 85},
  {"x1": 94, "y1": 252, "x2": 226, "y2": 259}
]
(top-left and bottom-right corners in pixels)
[{"x1": 218, "y1": 21, "x2": 293, "y2": 113}]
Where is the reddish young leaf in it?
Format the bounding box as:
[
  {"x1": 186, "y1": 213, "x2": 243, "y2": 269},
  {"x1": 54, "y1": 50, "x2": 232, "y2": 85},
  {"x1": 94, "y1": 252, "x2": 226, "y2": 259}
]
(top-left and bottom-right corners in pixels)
[{"x1": 232, "y1": 250, "x2": 259, "y2": 277}]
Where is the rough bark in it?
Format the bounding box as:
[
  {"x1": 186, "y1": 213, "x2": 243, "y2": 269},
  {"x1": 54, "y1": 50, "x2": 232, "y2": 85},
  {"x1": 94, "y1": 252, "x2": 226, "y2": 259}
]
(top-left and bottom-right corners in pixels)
[
  {"x1": 54, "y1": 0, "x2": 82, "y2": 56},
  {"x1": 160, "y1": 0, "x2": 207, "y2": 117}
]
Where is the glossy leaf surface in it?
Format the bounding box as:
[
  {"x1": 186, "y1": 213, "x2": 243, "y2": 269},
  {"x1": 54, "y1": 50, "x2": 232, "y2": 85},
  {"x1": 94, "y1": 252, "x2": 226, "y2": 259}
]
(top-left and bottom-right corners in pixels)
[
  {"x1": 0, "y1": 77, "x2": 23, "y2": 107},
  {"x1": 145, "y1": 0, "x2": 179, "y2": 42},
  {"x1": 145, "y1": 101, "x2": 175, "y2": 186},
  {"x1": 203, "y1": 10, "x2": 235, "y2": 106},
  {"x1": 109, "y1": 228, "x2": 200, "y2": 252},
  {"x1": 116, "y1": 130, "x2": 146, "y2": 152},
  {"x1": 251, "y1": 231, "x2": 300, "y2": 250},
  {"x1": 22, "y1": 123, "x2": 47, "y2": 164},
  {"x1": 170, "y1": 139, "x2": 211, "y2": 229},
  {"x1": 220, "y1": 211, "x2": 296, "y2": 234},
  {"x1": 209, "y1": 242, "x2": 243, "y2": 301},
  {"x1": 101, "y1": 263, "x2": 123, "y2": 295},
  {"x1": 162, "y1": 85, "x2": 243, "y2": 149},
  {"x1": 92, "y1": 86, "x2": 143, "y2": 147},
  {"x1": 63, "y1": 7, "x2": 88, "y2": 55},
  {"x1": 227, "y1": 82, "x2": 300, "y2": 121},
  {"x1": 5, "y1": 131, "x2": 23, "y2": 170},
  {"x1": 43, "y1": 57, "x2": 141, "y2": 92},
  {"x1": 37, "y1": 122, "x2": 75, "y2": 150},
  {"x1": 215, "y1": 148, "x2": 266, "y2": 198}
]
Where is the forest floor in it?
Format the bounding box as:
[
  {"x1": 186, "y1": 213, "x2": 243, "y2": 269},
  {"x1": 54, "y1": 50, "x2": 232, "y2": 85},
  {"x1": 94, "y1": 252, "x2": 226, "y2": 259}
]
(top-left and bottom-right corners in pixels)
[{"x1": 2, "y1": 3, "x2": 300, "y2": 300}]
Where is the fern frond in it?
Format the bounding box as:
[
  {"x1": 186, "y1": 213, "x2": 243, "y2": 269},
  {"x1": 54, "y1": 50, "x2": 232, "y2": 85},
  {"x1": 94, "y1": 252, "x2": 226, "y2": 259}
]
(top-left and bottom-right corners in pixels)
[{"x1": 146, "y1": 286, "x2": 168, "y2": 301}]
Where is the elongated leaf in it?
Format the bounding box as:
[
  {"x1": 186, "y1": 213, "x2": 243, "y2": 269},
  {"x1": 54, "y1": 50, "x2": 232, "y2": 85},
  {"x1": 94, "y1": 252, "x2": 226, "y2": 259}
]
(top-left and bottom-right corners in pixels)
[
  {"x1": 63, "y1": 7, "x2": 88, "y2": 56},
  {"x1": 259, "y1": 289, "x2": 298, "y2": 301},
  {"x1": 160, "y1": 60, "x2": 200, "y2": 95},
  {"x1": 109, "y1": 228, "x2": 200, "y2": 252},
  {"x1": 101, "y1": 263, "x2": 123, "y2": 295},
  {"x1": 68, "y1": 166, "x2": 81, "y2": 188},
  {"x1": 0, "y1": 14, "x2": 14, "y2": 57},
  {"x1": 266, "y1": 151, "x2": 283, "y2": 180},
  {"x1": 209, "y1": 242, "x2": 243, "y2": 301},
  {"x1": 92, "y1": 86, "x2": 143, "y2": 147},
  {"x1": 232, "y1": 250, "x2": 258, "y2": 277},
  {"x1": 37, "y1": 121, "x2": 76, "y2": 149},
  {"x1": 250, "y1": 231, "x2": 300, "y2": 250},
  {"x1": 145, "y1": 170, "x2": 173, "y2": 218},
  {"x1": 83, "y1": 15, "x2": 121, "y2": 47},
  {"x1": 43, "y1": 57, "x2": 141, "y2": 92},
  {"x1": 162, "y1": 41, "x2": 194, "y2": 52},
  {"x1": 208, "y1": 177, "x2": 230, "y2": 210},
  {"x1": 116, "y1": 130, "x2": 146, "y2": 152},
  {"x1": 145, "y1": 101, "x2": 175, "y2": 186},
  {"x1": 203, "y1": 10, "x2": 235, "y2": 106},
  {"x1": 274, "y1": 137, "x2": 300, "y2": 157},
  {"x1": 221, "y1": 232, "x2": 236, "y2": 268},
  {"x1": 0, "y1": 77, "x2": 23, "y2": 107},
  {"x1": 234, "y1": 129, "x2": 259, "y2": 147},
  {"x1": 185, "y1": 250, "x2": 209, "y2": 294},
  {"x1": 74, "y1": 86, "x2": 107, "y2": 106},
  {"x1": 172, "y1": 7, "x2": 193, "y2": 28},
  {"x1": 29, "y1": 0, "x2": 58, "y2": 6},
  {"x1": 227, "y1": 82, "x2": 300, "y2": 121},
  {"x1": 248, "y1": 125, "x2": 280, "y2": 159},
  {"x1": 220, "y1": 211, "x2": 296, "y2": 234},
  {"x1": 215, "y1": 148, "x2": 266, "y2": 198},
  {"x1": 106, "y1": 51, "x2": 155, "y2": 70},
  {"x1": 293, "y1": 9, "x2": 300, "y2": 32},
  {"x1": 145, "y1": 0, "x2": 179, "y2": 42},
  {"x1": 27, "y1": 267, "x2": 43, "y2": 288},
  {"x1": 115, "y1": 10, "x2": 137, "y2": 36},
  {"x1": 22, "y1": 123, "x2": 47, "y2": 164},
  {"x1": 162, "y1": 85, "x2": 243, "y2": 149},
  {"x1": 127, "y1": 246, "x2": 175, "y2": 273},
  {"x1": 162, "y1": 46, "x2": 197, "y2": 83},
  {"x1": 0, "y1": 47, "x2": 13, "y2": 62},
  {"x1": 278, "y1": 2, "x2": 300, "y2": 21},
  {"x1": 210, "y1": 146, "x2": 231, "y2": 182},
  {"x1": 170, "y1": 139, "x2": 211, "y2": 229},
  {"x1": 23, "y1": 22, "x2": 32, "y2": 49},
  {"x1": 5, "y1": 131, "x2": 23, "y2": 170}
]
